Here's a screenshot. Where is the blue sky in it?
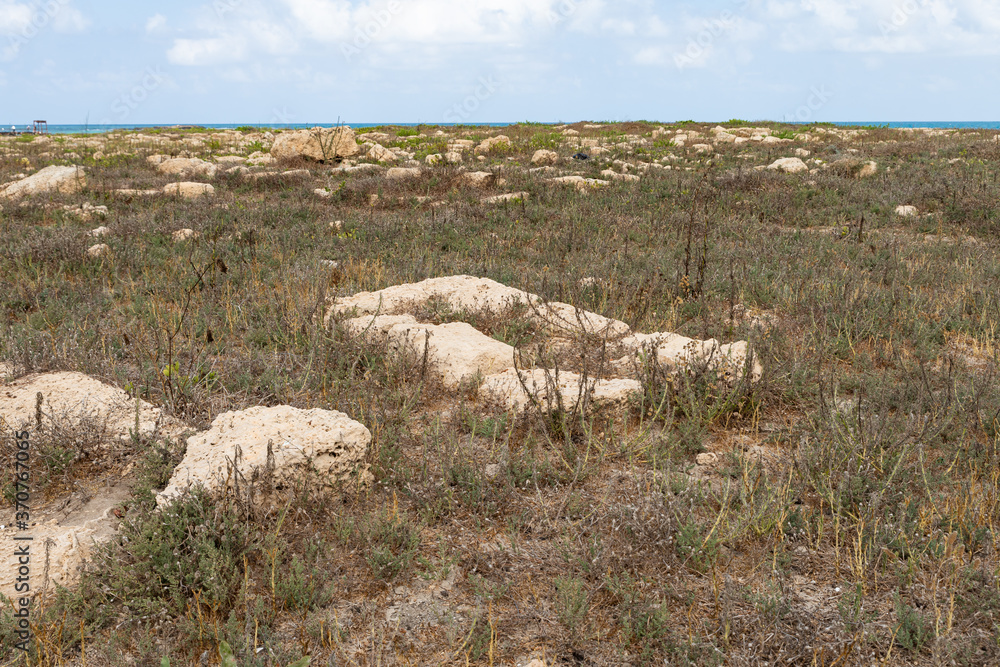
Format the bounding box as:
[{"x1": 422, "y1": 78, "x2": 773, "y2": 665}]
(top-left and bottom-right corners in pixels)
[{"x1": 1, "y1": 0, "x2": 998, "y2": 124}]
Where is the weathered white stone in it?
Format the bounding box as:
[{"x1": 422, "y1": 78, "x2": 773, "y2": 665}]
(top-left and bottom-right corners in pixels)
[
  {"x1": 157, "y1": 157, "x2": 217, "y2": 179},
  {"x1": 531, "y1": 149, "x2": 559, "y2": 166},
  {"x1": 172, "y1": 228, "x2": 199, "y2": 242},
  {"x1": 425, "y1": 153, "x2": 443, "y2": 165},
  {"x1": 86, "y1": 243, "x2": 109, "y2": 258},
  {"x1": 327, "y1": 275, "x2": 630, "y2": 338},
  {"x1": 386, "y1": 167, "x2": 422, "y2": 180},
  {"x1": 157, "y1": 406, "x2": 371, "y2": 507},
  {"x1": 794, "y1": 148, "x2": 811, "y2": 157},
  {"x1": 482, "y1": 192, "x2": 529, "y2": 204},
  {"x1": 271, "y1": 126, "x2": 359, "y2": 161},
  {"x1": 895, "y1": 205, "x2": 918, "y2": 217},
  {"x1": 474, "y1": 135, "x2": 511, "y2": 154},
  {"x1": 549, "y1": 175, "x2": 610, "y2": 192},
  {"x1": 215, "y1": 155, "x2": 246, "y2": 165},
  {"x1": 0, "y1": 165, "x2": 86, "y2": 199},
  {"x1": 456, "y1": 171, "x2": 496, "y2": 188},
  {"x1": 767, "y1": 157, "x2": 809, "y2": 174},
  {"x1": 0, "y1": 371, "x2": 162, "y2": 440},
  {"x1": 387, "y1": 321, "x2": 517, "y2": 390},
  {"x1": 162, "y1": 182, "x2": 215, "y2": 198},
  {"x1": 367, "y1": 143, "x2": 397, "y2": 162},
  {"x1": 444, "y1": 151, "x2": 463, "y2": 163},
  {"x1": 617, "y1": 333, "x2": 761, "y2": 383},
  {"x1": 87, "y1": 225, "x2": 110, "y2": 238},
  {"x1": 480, "y1": 369, "x2": 641, "y2": 415},
  {"x1": 600, "y1": 169, "x2": 641, "y2": 182}
]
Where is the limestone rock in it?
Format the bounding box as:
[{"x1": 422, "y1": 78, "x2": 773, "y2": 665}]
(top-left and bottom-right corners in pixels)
[
  {"x1": 531, "y1": 149, "x2": 559, "y2": 166},
  {"x1": 215, "y1": 155, "x2": 246, "y2": 165},
  {"x1": 444, "y1": 151, "x2": 463, "y2": 163},
  {"x1": 270, "y1": 126, "x2": 360, "y2": 162},
  {"x1": 162, "y1": 182, "x2": 214, "y2": 198},
  {"x1": 156, "y1": 157, "x2": 217, "y2": 179},
  {"x1": 387, "y1": 321, "x2": 517, "y2": 390},
  {"x1": 386, "y1": 167, "x2": 422, "y2": 180},
  {"x1": 172, "y1": 228, "x2": 198, "y2": 242},
  {"x1": 63, "y1": 203, "x2": 108, "y2": 220},
  {"x1": 87, "y1": 243, "x2": 110, "y2": 258},
  {"x1": 425, "y1": 153, "x2": 443, "y2": 165},
  {"x1": 456, "y1": 171, "x2": 496, "y2": 188},
  {"x1": 795, "y1": 148, "x2": 811, "y2": 157},
  {"x1": 895, "y1": 205, "x2": 918, "y2": 217},
  {"x1": 0, "y1": 165, "x2": 86, "y2": 199},
  {"x1": 474, "y1": 135, "x2": 511, "y2": 154},
  {"x1": 340, "y1": 314, "x2": 419, "y2": 344},
  {"x1": 482, "y1": 192, "x2": 528, "y2": 204},
  {"x1": 327, "y1": 275, "x2": 629, "y2": 338},
  {"x1": 157, "y1": 406, "x2": 371, "y2": 507},
  {"x1": 617, "y1": 333, "x2": 761, "y2": 383},
  {"x1": 549, "y1": 175, "x2": 610, "y2": 192},
  {"x1": 480, "y1": 369, "x2": 641, "y2": 416},
  {"x1": 767, "y1": 157, "x2": 809, "y2": 174},
  {"x1": 0, "y1": 371, "x2": 163, "y2": 441},
  {"x1": 367, "y1": 143, "x2": 397, "y2": 162}
]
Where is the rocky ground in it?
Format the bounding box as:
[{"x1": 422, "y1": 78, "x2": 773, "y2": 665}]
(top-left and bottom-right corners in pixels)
[{"x1": 1, "y1": 121, "x2": 1000, "y2": 666}]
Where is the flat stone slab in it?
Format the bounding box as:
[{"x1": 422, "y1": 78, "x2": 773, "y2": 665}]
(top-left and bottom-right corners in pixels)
[
  {"x1": 387, "y1": 321, "x2": 517, "y2": 390},
  {"x1": 0, "y1": 371, "x2": 163, "y2": 441},
  {"x1": 480, "y1": 369, "x2": 641, "y2": 415}
]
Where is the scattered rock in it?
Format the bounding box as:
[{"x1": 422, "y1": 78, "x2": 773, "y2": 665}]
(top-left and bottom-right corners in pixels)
[
  {"x1": 474, "y1": 135, "x2": 511, "y2": 154},
  {"x1": 172, "y1": 228, "x2": 198, "y2": 242},
  {"x1": 162, "y1": 182, "x2": 215, "y2": 198},
  {"x1": 367, "y1": 143, "x2": 397, "y2": 162},
  {"x1": 444, "y1": 151, "x2": 463, "y2": 163},
  {"x1": 156, "y1": 157, "x2": 217, "y2": 179},
  {"x1": 387, "y1": 321, "x2": 517, "y2": 390},
  {"x1": 0, "y1": 371, "x2": 163, "y2": 441},
  {"x1": 482, "y1": 192, "x2": 528, "y2": 204},
  {"x1": 86, "y1": 226, "x2": 110, "y2": 237},
  {"x1": 895, "y1": 205, "x2": 918, "y2": 217},
  {"x1": 0, "y1": 165, "x2": 86, "y2": 199},
  {"x1": 386, "y1": 167, "x2": 422, "y2": 180},
  {"x1": 456, "y1": 171, "x2": 496, "y2": 188},
  {"x1": 270, "y1": 126, "x2": 360, "y2": 162},
  {"x1": 480, "y1": 369, "x2": 641, "y2": 416},
  {"x1": 767, "y1": 157, "x2": 809, "y2": 174},
  {"x1": 616, "y1": 333, "x2": 761, "y2": 383},
  {"x1": 157, "y1": 406, "x2": 372, "y2": 507},
  {"x1": 696, "y1": 452, "x2": 719, "y2": 466},
  {"x1": 531, "y1": 149, "x2": 559, "y2": 166},
  {"x1": 425, "y1": 153, "x2": 443, "y2": 166},
  {"x1": 795, "y1": 148, "x2": 811, "y2": 157},
  {"x1": 86, "y1": 244, "x2": 109, "y2": 258},
  {"x1": 549, "y1": 175, "x2": 609, "y2": 192}
]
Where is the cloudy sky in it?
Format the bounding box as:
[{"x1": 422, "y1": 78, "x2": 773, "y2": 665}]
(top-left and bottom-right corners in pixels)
[{"x1": 1, "y1": 0, "x2": 998, "y2": 125}]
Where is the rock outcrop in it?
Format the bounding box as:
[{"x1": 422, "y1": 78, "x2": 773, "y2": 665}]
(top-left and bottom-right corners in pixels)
[
  {"x1": 270, "y1": 126, "x2": 360, "y2": 162},
  {"x1": 0, "y1": 165, "x2": 86, "y2": 199},
  {"x1": 768, "y1": 157, "x2": 809, "y2": 174},
  {"x1": 0, "y1": 371, "x2": 163, "y2": 441},
  {"x1": 156, "y1": 157, "x2": 217, "y2": 179},
  {"x1": 157, "y1": 406, "x2": 371, "y2": 507}
]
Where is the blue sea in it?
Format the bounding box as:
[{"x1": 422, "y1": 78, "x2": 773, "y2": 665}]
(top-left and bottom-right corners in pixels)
[{"x1": 4, "y1": 121, "x2": 1000, "y2": 135}]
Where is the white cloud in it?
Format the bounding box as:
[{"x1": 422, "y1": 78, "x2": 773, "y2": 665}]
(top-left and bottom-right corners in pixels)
[
  {"x1": 167, "y1": 36, "x2": 247, "y2": 66},
  {"x1": 146, "y1": 14, "x2": 168, "y2": 33},
  {"x1": 52, "y1": 5, "x2": 89, "y2": 33},
  {"x1": 0, "y1": 2, "x2": 33, "y2": 36}
]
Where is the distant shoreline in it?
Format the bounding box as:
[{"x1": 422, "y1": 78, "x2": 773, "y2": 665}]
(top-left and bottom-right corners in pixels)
[{"x1": 2, "y1": 121, "x2": 1000, "y2": 135}]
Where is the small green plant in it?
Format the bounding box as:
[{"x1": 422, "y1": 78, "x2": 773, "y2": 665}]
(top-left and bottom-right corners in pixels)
[
  {"x1": 361, "y1": 505, "x2": 421, "y2": 580},
  {"x1": 675, "y1": 521, "x2": 721, "y2": 572},
  {"x1": 894, "y1": 593, "x2": 934, "y2": 652},
  {"x1": 396, "y1": 127, "x2": 420, "y2": 137},
  {"x1": 554, "y1": 576, "x2": 589, "y2": 636}
]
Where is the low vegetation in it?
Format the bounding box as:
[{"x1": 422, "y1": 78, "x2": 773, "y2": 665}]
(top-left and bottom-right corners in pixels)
[{"x1": 1, "y1": 121, "x2": 1000, "y2": 665}]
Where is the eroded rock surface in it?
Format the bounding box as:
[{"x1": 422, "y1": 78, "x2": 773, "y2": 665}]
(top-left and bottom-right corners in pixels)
[
  {"x1": 0, "y1": 371, "x2": 163, "y2": 441},
  {"x1": 271, "y1": 126, "x2": 360, "y2": 162},
  {"x1": 157, "y1": 405, "x2": 371, "y2": 507},
  {"x1": 0, "y1": 165, "x2": 86, "y2": 199}
]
